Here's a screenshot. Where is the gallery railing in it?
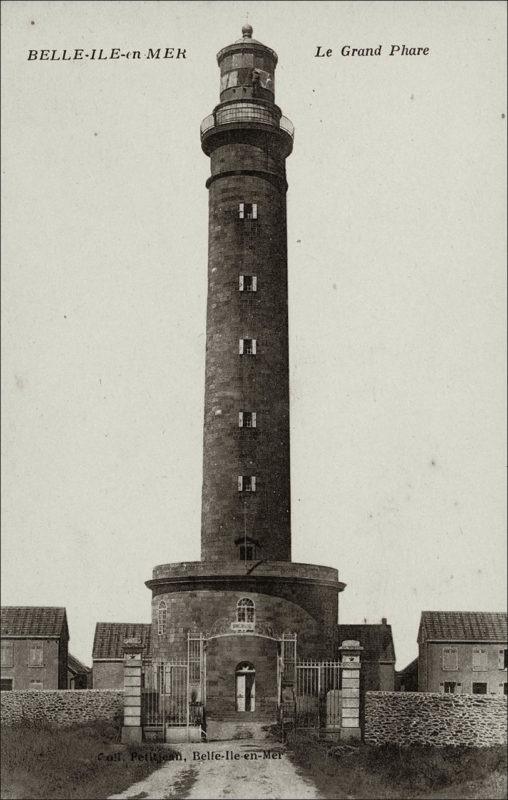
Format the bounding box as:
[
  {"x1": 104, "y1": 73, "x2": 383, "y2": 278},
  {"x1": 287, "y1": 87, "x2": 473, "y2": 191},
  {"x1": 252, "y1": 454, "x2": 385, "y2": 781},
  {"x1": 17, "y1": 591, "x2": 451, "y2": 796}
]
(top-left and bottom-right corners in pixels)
[{"x1": 200, "y1": 103, "x2": 294, "y2": 140}]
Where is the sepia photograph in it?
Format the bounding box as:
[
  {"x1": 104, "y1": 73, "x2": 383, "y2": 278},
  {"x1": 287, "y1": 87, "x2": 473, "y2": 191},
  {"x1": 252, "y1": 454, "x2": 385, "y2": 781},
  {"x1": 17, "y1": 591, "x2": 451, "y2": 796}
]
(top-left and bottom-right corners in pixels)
[{"x1": 1, "y1": 1, "x2": 507, "y2": 798}]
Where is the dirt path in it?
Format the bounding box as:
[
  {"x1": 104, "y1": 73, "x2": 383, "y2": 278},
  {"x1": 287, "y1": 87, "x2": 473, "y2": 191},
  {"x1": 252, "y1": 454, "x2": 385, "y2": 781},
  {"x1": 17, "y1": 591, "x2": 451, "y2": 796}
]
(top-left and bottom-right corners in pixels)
[{"x1": 109, "y1": 740, "x2": 322, "y2": 800}]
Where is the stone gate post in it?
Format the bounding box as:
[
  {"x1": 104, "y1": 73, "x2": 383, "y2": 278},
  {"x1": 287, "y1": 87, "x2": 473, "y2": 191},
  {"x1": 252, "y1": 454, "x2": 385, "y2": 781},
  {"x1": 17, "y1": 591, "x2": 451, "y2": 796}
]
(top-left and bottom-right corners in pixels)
[
  {"x1": 121, "y1": 637, "x2": 143, "y2": 744},
  {"x1": 340, "y1": 639, "x2": 362, "y2": 740}
]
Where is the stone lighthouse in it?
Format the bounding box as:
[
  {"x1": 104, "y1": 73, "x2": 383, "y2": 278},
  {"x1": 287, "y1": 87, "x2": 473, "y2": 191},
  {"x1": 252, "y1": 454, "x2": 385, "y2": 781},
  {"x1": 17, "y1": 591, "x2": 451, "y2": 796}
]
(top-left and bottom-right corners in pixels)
[{"x1": 145, "y1": 25, "x2": 345, "y2": 740}]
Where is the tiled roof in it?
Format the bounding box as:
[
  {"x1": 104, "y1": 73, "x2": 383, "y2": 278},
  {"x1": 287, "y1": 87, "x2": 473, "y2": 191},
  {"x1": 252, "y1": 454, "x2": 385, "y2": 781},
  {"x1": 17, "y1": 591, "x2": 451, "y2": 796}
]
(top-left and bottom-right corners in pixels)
[
  {"x1": 396, "y1": 656, "x2": 418, "y2": 677},
  {"x1": 338, "y1": 623, "x2": 396, "y2": 663},
  {"x1": 68, "y1": 653, "x2": 91, "y2": 674},
  {"x1": 418, "y1": 611, "x2": 507, "y2": 643},
  {"x1": 92, "y1": 622, "x2": 151, "y2": 660},
  {"x1": 1, "y1": 606, "x2": 68, "y2": 639}
]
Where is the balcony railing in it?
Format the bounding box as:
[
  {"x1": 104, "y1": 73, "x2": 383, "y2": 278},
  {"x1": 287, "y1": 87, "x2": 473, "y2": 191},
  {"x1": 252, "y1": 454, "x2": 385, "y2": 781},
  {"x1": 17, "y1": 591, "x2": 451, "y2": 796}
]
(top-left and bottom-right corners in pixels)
[{"x1": 200, "y1": 103, "x2": 294, "y2": 140}]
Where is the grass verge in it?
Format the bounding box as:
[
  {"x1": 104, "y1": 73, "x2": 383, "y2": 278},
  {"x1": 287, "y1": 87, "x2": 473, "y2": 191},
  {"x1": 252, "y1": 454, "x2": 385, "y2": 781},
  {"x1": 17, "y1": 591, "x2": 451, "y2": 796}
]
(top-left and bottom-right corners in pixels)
[
  {"x1": 285, "y1": 733, "x2": 508, "y2": 799},
  {"x1": 1, "y1": 715, "x2": 181, "y2": 800}
]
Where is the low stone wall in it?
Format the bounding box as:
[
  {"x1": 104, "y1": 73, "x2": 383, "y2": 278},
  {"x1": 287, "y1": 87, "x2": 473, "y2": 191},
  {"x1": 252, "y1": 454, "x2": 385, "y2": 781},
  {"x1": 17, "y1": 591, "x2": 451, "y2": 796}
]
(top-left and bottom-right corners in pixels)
[
  {"x1": 0, "y1": 690, "x2": 123, "y2": 727},
  {"x1": 365, "y1": 691, "x2": 508, "y2": 747}
]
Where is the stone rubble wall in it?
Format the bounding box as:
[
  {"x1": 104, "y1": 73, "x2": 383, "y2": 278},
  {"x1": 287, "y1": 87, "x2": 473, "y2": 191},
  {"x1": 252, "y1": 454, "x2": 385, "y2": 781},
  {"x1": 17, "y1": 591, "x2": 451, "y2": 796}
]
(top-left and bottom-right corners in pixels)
[
  {"x1": 365, "y1": 691, "x2": 507, "y2": 747},
  {"x1": 0, "y1": 689, "x2": 123, "y2": 727}
]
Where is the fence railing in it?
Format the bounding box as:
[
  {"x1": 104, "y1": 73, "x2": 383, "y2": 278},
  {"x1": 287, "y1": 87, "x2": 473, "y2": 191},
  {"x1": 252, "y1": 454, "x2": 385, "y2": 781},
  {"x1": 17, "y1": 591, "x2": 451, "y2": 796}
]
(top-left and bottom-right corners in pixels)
[{"x1": 295, "y1": 660, "x2": 342, "y2": 729}]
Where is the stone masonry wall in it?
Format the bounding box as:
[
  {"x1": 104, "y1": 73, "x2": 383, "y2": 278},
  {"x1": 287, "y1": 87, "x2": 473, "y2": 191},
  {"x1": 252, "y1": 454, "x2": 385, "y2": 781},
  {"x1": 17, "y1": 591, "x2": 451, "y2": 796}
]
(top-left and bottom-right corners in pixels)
[
  {"x1": 1, "y1": 690, "x2": 123, "y2": 727},
  {"x1": 202, "y1": 170, "x2": 290, "y2": 564},
  {"x1": 365, "y1": 691, "x2": 507, "y2": 747}
]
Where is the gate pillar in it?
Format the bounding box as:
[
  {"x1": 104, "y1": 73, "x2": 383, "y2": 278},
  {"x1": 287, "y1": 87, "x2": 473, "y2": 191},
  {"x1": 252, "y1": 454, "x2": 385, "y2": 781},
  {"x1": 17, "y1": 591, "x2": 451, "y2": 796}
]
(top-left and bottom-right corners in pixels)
[
  {"x1": 121, "y1": 637, "x2": 143, "y2": 744},
  {"x1": 339, "y1": 639, "x2": 362, "y2": 740}
]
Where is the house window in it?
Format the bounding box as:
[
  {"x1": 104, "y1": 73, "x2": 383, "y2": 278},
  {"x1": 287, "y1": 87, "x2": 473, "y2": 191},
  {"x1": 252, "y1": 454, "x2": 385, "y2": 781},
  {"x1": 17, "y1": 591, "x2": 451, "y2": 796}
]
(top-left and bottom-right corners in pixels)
[
  {"x1": 239, "y1": 338, "x2": 256, "y2": 355},
  {"x1": 157, "y1": 601, "x2": 167, "y2": 636},
  {"x1": 443, "y1": 681, "x2": 458, "y2": 694},
  {"x1": 504, "y1": 683, "x2": 507, "y2": 695},
  {"x1": 442, "y1": 647, "x2": 458, "y2": 671},
  {"x1": 1, "y1": 641, "x2": 13, "y2": 668},
  {"x1": 499, "y1": 649, "x2": 508, "y2": 669},
  {"x1": 472, "y1": 682, "x2": 488, "y2": 694},
  {"x1": 237, "y1": 598, "x2": 255, "y2": 624},
  {"x1": 0, "y1": 679, "x2": 13, "y2": 691},
  {"x1": 29, "y1": 642, "x2": 43, "y2": 667},
  {"x1": 239, "y1": 275, "x2": 257, "y2": 292},
  {"x1": 238, "y1": 476, "x2": 256, "y2": 493},
  {"x1": 239, "y1": 411, "x2": 256, "y2": 428},
  {"x1": 29, "y1": 680, "x2": 43, "y2": 690},
  {"x1": 240, "y1": 544, "x2": 256, "y2": 561},
  {"x1": 239, "y1": 203, "x2": 257, "y2": 220},
  {"x1": 472, "y1": 648, "x2": 488, "y2": 671}
]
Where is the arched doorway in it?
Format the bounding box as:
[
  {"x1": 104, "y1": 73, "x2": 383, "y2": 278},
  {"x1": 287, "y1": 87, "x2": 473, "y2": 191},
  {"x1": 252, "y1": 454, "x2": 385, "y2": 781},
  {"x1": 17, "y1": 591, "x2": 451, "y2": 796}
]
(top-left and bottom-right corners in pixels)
[{"x1": 236, "y1": 662, "x2": 255, "y2": 712}]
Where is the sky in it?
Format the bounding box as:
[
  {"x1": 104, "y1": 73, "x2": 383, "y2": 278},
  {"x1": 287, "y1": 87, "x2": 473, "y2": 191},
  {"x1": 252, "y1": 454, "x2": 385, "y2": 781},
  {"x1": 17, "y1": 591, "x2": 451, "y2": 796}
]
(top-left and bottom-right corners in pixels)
[{"x1": 1, "y1": 1, "x2": 506, "y2": 669}]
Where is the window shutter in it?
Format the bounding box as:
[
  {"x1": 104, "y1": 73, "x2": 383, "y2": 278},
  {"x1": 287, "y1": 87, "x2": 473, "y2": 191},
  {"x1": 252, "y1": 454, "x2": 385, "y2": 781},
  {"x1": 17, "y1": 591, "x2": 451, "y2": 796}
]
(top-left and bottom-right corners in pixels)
[
  {"x1": 499, "y1": 650, "x2": 506, "y2": 669},
  {"x1": 252, "y1": 339, "x2": 257, "y2": 355},
  {"x1": 238, "y1": 476, "x2": 243, "y2": 492},
  {"x1": 252, "y1": 412, "x2": 257, "y2": 428},
  {"x1": 239, "y1": 339, "x2": 244, "y2": 355},
  {"x1": 239, "y1": 412, "x2": 244, "y2": 427},
  {"x1": 239, "y1": 203, "x2": 244, "y2": 219},
  {"x1": 252, "y1": 203, "x2": 258, "y2": 219},
  {"x1": 439, "y1": 682, "x2": 444, "y2": 693},
  {"x1": 251, "y1": 476, "x2": 256, "y2": 492},
  {"x1": 239, "y1": 275, "x2": 244, "y2": 291},
  {"x1": 252, "y1": 276, "x2": 257, "y2": 292},
  {"x1": 473, "y1": 648, "x2": 486, "y2": 670}
]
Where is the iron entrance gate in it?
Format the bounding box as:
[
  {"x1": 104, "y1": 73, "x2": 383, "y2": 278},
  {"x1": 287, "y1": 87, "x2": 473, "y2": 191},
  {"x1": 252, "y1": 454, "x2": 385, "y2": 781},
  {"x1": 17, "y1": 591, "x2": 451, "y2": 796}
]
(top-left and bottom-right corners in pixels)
[
  {"x1": 295, "y1": 660, "x2": 342, "y2": 730},
  {"x1": 141, "y1": 634, "x2": 205, "y2": 742},
  {"x1": 140, "y1": 632, "x2": 348, "y2": 738}
]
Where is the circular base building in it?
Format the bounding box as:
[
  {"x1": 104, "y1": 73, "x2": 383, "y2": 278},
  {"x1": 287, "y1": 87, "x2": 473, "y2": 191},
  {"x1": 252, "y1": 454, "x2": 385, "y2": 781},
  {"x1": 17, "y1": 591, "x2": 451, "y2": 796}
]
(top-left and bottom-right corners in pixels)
[{"x1": 146, "y1": 561, "x2": 344, "y2": 738}]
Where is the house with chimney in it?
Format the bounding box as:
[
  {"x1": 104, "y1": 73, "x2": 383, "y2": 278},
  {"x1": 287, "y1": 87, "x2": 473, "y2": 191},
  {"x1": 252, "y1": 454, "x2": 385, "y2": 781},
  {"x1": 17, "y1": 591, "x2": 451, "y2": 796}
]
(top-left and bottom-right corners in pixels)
[{"x1": 418, "y1": 611, "x2": 507, "y2": 695}]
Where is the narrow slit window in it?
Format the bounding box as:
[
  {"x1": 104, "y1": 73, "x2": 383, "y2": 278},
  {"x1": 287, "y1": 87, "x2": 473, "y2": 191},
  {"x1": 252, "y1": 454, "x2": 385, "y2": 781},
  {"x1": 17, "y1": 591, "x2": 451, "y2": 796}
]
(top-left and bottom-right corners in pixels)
[
  {"x1": 240, "y1": 544, "x2": 256, "y2": 561},
  {"x1": 239, "y1": 275, "x2": 257, "y2": 292},
  {"x1": 157, "y1": 601, "x2": 167, "y2": 636},
  {"x1": 247, "y1": 203, "x2": 257, "y2": 219},
  {"x1": 239, "y1": 203, "x2": 257, "y2": 220},
  {"x1": 239, "y1": 411, "x2": 256, "y2": 428},
  {"x1": 239, "y1": 338, "x2": 256, "y2": 355},
  {"x1": 238, "y1": 476, "x2": 256, "y2": 492}
]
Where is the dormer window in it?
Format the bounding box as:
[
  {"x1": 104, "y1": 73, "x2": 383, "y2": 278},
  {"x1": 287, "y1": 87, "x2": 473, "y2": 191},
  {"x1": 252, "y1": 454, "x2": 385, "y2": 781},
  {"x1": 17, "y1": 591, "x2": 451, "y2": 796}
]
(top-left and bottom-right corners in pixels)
[
  {"x1": 239, "y1": 411, "x2": 256, "y2": 428},
  {"x1": 239, "y1": 275, "x2": 257, "y2": 292},
  {"x1": 239, "y1": 203, "x2": 257, "y2": 220}
]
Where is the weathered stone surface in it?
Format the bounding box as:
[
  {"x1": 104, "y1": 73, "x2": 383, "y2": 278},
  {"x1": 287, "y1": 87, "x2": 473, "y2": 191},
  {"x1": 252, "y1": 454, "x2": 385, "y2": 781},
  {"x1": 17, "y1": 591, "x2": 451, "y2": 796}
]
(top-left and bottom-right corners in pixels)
[
  {"x1": 0, "y1": 689, "x2": 123, "y2": 727},
  {"x1": 365, "y1": 691, "x2": 508, "y2": 747}
]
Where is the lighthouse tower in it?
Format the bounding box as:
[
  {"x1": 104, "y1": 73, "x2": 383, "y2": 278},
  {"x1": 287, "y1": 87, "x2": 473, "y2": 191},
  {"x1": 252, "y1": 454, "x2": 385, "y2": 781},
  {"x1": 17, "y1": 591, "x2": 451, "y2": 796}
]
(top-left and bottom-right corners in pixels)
[
  {"x1": 146, "y1": 26, "x2": 345, "y2": 740},
  {"x1": 200, "y1": 23, "x2": 292, "y2": 564}
]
